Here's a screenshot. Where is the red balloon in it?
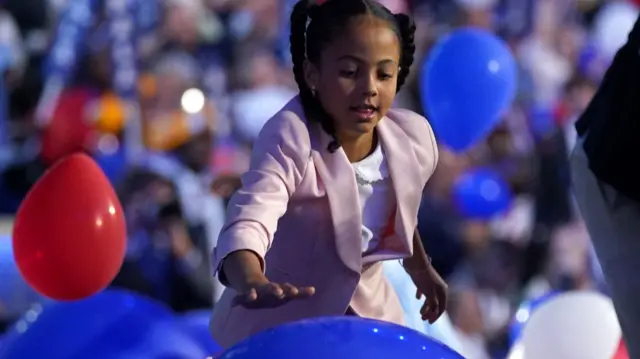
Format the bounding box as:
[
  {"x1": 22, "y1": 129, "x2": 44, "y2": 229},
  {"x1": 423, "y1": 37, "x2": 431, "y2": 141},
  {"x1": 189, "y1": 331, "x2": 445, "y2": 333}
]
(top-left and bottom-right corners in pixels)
[
  {"x1": 613, "y1": 340, "x2": 629, "y2": 359},
  {"x1": 40, "y1": 88, "x2": 96, "y2": 165},
  {"x1": 12, "y1": 153, "x2": 126, "y2": 300}
]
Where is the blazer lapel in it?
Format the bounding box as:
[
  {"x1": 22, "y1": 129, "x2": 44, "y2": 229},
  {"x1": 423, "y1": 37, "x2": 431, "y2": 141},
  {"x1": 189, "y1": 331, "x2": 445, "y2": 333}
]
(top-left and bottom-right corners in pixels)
[
  {"x1": 377, "y1": 118, "x2": 422, "y2": 253},
  {"x1": 303, "y1": 107, "x2": 423, "y2": 273},
  {"x1": 309, "y1": 123, "x2": 363, "y2": 274}
]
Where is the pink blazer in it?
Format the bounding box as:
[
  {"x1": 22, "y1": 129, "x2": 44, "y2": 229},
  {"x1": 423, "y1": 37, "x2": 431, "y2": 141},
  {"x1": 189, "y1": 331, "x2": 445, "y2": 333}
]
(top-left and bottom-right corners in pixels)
[{"x1": 209, "y1": 97, "x2": 439, "y2": 348}]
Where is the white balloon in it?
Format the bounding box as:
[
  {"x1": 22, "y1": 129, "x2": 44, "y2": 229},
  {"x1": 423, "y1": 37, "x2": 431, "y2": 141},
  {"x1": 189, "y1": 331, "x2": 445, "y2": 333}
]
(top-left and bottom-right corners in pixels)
[
  {"x1": 521, "y1": 291, "x2": 621, "y2": 359},
  {"x1": 507, "y1": 341, "x2": 525, "y2": 359}
]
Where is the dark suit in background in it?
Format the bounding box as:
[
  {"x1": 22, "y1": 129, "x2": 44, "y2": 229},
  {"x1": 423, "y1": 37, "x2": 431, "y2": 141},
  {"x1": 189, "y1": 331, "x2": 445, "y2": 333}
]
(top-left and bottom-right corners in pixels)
[{"x1": 572, "y1": 14, "x2": 640, "y2": 359}]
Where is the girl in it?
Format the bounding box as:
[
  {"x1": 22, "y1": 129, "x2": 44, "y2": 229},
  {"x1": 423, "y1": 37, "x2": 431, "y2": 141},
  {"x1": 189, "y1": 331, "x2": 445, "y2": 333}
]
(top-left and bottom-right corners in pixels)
[{"x1": 210, "y1": 0, "x2": 448, "y2": 348}]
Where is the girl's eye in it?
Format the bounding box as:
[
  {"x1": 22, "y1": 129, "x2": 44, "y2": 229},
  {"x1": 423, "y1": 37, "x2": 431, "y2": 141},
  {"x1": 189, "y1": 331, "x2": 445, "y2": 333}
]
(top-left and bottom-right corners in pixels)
[
  {"x1": 339, "y1": 70, "x2": 357, "y2": 78},
  {"x1": 378, "y1": 73, "x2": 393, "y2": 81}
]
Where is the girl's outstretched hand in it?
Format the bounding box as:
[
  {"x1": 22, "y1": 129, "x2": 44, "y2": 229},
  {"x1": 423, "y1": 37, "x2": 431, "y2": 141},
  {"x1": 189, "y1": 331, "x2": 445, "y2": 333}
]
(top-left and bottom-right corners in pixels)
[
  {"x1": 409, "y1": 265, "x2": 448, "y2": 324},
  {"x1": 232, "y1": 281, "x2": 315, "y2": 309}
]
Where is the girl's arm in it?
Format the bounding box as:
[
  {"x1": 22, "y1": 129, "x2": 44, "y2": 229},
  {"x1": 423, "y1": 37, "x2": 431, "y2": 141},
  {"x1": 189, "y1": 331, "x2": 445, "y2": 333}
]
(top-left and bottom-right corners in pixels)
[
  {"x1": 221, "y1": 250, "x2": 269, "y2": 292},
  {"x1": 403, "y1": 228, "x2": 432, "y2": 273},
  {"x1": 212, "y1": 110, "x2": 311, "y2": 291}
]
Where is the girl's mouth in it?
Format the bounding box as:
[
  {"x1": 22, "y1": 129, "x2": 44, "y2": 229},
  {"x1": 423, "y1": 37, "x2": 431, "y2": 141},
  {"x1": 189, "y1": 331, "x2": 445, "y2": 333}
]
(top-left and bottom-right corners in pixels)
[{"x1": 350, "y1": 105, "x2": 378, "y2": 121}]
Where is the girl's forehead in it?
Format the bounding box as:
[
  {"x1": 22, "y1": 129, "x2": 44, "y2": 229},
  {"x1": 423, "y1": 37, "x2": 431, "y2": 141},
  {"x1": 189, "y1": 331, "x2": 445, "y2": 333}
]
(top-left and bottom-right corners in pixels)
[
  {"x1": 346, "y1": 14, "x2": 394, "y2": 32},
  {"x1": 324, "y1": 17, "x2": 400, "y2": 60}
]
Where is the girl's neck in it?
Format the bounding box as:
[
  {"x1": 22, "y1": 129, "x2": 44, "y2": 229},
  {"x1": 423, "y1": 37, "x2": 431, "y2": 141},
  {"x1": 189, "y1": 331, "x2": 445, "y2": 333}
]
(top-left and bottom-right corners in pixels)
[{"x1": 338, "y1": 130, "x2": 377, "y2": 163}]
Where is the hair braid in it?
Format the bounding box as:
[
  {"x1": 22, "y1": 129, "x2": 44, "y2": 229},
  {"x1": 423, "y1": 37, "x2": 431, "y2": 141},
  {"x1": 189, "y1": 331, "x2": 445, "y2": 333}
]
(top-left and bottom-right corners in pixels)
[
  {"x1": 290, "y1": 0, "x2": 340, "y2": 152},
  {"x1": 290, "y1": 1, "x2": 313, "y2": 109},
  {"x1": 393, "y1": 13, "x2": 416, "y2": 93}
]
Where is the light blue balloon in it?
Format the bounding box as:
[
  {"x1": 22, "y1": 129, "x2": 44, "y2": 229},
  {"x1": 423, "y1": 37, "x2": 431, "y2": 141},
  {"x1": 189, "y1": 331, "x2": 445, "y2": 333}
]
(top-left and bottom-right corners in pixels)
[
  {"x1": 0, "y1": 236, "x2": 45, "y2": 321},
  {"x1": 383, "y1": 260, "x2": 464, "y2": 354},
  {"x1": 421, "y1": 28, "x2": 518, "y2": 151}
]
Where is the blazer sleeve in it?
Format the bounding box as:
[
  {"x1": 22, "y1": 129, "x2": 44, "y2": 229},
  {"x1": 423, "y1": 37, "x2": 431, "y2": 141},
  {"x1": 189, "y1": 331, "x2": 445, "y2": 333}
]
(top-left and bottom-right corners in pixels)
[{"x1": 212, "y1": 110, "x2": 311, "y2": 285}]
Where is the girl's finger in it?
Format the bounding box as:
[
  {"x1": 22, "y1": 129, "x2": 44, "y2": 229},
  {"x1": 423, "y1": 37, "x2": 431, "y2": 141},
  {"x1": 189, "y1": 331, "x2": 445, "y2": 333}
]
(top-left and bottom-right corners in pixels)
[
  {"x1": 232, "y1": 288, "x2": 258, "y2": 306},
  {"x1": 423, "y1": 295, "x2": 439, "y2": 322},
  {"x1": 420, "y1": 300, "x2": 431, "y2": 319},
  {"x1": 261, "y1": 282, "x2": 285, "y2": 298},
  {"x1": 296, "y1": 286, "x2": 316, "y2": 298},
  {"x1": 246, "y1": 287, "x2": 258, "y2": 301},
  {"x1": 281, "y1": 283, "x2": 299, "y2": 297}
]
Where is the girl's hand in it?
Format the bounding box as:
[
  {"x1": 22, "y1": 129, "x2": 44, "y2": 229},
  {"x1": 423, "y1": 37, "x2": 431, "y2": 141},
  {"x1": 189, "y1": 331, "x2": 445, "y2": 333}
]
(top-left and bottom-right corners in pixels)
[
  {"x1": 222, "y1": 250, "x2": 314, "y2": 308},
  {"x1": 232, "y1": 281, "x2": 315, "y2": 309},
  {"x1": 409, "y1": 266, "x2": 448, "y2": 324}
]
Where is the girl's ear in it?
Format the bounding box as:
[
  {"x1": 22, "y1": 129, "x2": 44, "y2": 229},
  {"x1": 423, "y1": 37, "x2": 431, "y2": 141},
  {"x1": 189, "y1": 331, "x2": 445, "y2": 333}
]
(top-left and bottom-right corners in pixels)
[{"x1": 303, "y1": 59, "x2": 320, "y2": 91}]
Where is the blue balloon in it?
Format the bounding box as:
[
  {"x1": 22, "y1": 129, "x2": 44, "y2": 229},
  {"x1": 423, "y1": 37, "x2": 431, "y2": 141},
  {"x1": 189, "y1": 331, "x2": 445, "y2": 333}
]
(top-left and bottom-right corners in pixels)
[
  {"x1": 422, "y1": 28, "x2": 518, "y2": 151},
  {"x1": 94, "y1": 146, "x2": 127, "y2": 184},
  {"x1": 509, "y1": 291, "x2": 558, "y2": 345},
  {"x1": 179, "y1": 310, "x2": 222, "y2": 354},
  {"x1": 0, "y1": 289, "x2": 208, "y2": 359},
  {"x1": 452, "y1": 168, "x2": 512, "y2": 219},
  {"x1": 219, "y1": 316, "x2": 464, "y2": 359}
]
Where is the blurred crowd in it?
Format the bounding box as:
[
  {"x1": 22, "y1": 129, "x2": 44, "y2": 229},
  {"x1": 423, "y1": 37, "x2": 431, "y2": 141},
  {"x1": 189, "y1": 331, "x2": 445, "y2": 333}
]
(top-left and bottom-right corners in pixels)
[{"x1": 0, "y1": 0, "x2": 636, "y2": 357}]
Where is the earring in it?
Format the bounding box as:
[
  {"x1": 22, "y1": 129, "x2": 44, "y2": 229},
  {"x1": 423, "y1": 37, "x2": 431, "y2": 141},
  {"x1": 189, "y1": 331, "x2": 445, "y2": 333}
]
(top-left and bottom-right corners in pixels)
[{"x1": 311, "y1": 87, "x2": 316, "y2": 97}]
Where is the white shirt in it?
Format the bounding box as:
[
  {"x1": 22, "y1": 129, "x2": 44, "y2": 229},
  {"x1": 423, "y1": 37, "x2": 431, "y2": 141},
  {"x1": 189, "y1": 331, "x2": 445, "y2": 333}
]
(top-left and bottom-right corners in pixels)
[{"x1": 352, "y1": 141, "x2": 396, "y2": 260}]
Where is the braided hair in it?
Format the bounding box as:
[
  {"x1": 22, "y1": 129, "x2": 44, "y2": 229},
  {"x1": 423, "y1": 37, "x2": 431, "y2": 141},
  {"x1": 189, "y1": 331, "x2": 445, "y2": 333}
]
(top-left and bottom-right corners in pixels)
[{"x1": 289, "y1": 0, "x2": 416, "y2": 152}]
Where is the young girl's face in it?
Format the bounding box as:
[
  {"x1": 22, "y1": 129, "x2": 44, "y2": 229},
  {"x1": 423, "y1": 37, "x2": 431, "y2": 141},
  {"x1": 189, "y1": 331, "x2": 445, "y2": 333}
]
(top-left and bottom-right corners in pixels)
[{"x1": 306, "y1": 15, "x2": 401, "y2": 138}]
